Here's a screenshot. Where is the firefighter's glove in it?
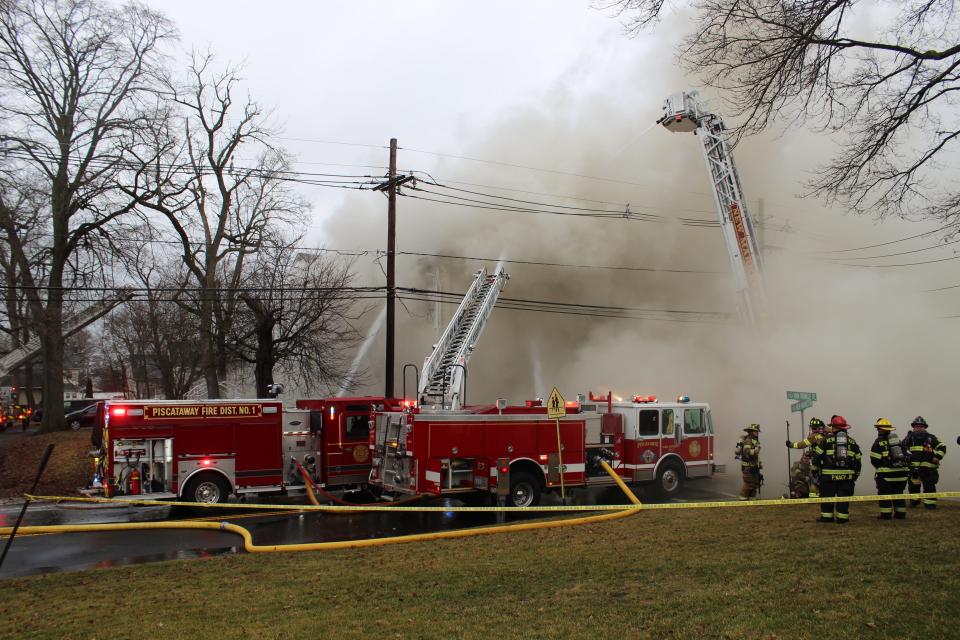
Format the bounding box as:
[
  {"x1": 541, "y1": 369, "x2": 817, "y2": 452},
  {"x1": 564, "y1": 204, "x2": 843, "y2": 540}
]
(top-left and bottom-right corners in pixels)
[{"x1": 785, "y1": 439, "x2": 792, "y2": 448}]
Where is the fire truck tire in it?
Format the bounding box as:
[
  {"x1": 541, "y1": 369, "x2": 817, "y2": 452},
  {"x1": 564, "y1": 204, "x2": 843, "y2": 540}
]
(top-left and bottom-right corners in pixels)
[
  {"x1": 655, "y1": 461, "x2": 685, "y2": 497},
  {"x1": 507, "y1": 472, "x2": 541, "y2": 508},
  {"x1": 183, "y1": 473, "x2": 231, "y2": 504}
]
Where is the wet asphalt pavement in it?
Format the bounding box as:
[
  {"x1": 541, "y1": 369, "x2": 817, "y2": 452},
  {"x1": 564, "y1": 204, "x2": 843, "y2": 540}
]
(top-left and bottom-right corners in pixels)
[{"x1": 0, "y1": 480, "x2": 740, "y2": 579}]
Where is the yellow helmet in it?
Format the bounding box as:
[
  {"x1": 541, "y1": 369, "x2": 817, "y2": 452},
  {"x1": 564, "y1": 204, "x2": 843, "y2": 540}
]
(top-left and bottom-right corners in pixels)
[
  {"x1": 744, "y1": 423, "x2": 760, "y2": 433},
  {"x1": 874, "y1": 418, "x2": 894, "y2": 431}
]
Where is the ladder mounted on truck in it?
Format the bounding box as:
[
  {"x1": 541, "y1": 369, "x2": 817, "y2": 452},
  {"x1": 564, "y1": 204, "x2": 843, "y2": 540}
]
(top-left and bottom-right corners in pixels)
[
  {"x1": 418, "y1": 267, "x2": 509, "y2": 410},
  {"x1": 0, "y1": 289, "x2": 134, "y2": 378},
  {"x1": 658, "y1": 90, "x2": 765, "y2": 326}
]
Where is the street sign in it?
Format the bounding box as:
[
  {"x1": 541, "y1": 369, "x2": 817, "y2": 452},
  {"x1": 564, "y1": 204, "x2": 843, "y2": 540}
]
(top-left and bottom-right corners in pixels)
[
  {"x1": 547, "y1": 387, "x2": 566, "y2": 419},
  {"x1": 786, "y1": 391, "x2": 817, "y2": 401},
  {"x1": 791, "y1": 399, "x2": 814, "y2": 412}
]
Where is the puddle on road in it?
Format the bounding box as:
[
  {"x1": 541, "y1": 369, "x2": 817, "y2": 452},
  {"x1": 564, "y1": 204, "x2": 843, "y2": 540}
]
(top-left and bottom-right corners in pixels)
[{"x1": 1, "y1": 482, "x2": 729, "y2": 578}]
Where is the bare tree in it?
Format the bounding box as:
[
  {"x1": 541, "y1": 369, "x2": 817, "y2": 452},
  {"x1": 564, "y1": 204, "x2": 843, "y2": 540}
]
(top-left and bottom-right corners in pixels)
[
  {"x1": 128, "y1": 53, "x2": 306, "y2": 398},
  {"x1": 102, "y1": 246, "x2": 205, "y2": 399},
  {"x1": 603, "y1": 0, "x2": 960, "y2": 225},
  {"x1": 231, "y1": 244, "x2": 361, "y2": 398},
  {"x1": 0, "y1": 0, "x2": 174, "y2": 430}
]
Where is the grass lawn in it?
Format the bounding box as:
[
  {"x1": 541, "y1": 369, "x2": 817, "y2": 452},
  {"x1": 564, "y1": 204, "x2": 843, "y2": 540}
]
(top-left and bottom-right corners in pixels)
[
  {"x1": 0, "y1": 431, "x2": 92, "y2": 499},
  {"x1": 0, "y1": 499, "x2": 957, "y2": 639}
]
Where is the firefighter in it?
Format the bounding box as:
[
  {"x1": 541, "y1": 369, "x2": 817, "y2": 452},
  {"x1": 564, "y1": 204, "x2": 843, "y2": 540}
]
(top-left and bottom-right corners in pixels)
[
  {"x1": 870, "y1": 418, "x2": 909, "y2": 520},
  {"x1": 785, "y1": 416, "x2": 826, "y2": 498},
  {"x1": 736, "y1": 424, "x2": 762, "y2": 500},
  {"x1": 789, "y1": 450, "x2": 813, "y2": 498},
  {"x1": 901, "y1": 416, "x2": 946, "y2": 509},
  {"x1": 812, "y1": 415, "x2": 861, "y2": 523}
]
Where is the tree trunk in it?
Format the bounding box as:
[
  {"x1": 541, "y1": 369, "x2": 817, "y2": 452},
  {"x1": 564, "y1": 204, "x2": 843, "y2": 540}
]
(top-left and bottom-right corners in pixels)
[
  {"x1": 253, "y1": 319, "x2": 276, "y2": 398},
  {"x1": 39, "y1": 308, "x2": 66, "y2": 432},
  {"x1": 199, "y1": 274, "x2": 220, "y2": 398}
]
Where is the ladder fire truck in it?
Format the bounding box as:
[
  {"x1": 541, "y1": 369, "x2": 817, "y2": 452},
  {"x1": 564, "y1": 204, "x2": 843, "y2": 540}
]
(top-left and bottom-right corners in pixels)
[
  {"x1": 369, "y1": 392, "x2": 720, "y2": 507},
  {"x1": 658, "y1": 91, "x2": 765, "y2": 326},
  {"x1": 91, "y1": 268, "x2": 510, "y2": 503}
]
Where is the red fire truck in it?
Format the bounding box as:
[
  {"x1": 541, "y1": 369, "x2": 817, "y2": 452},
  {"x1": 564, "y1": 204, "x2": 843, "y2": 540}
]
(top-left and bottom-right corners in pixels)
[
  {"x1": 93, "y1": 397, "x2": 401, "y2": 503},
  {"x1": 369, "y1": 392, "x2": 721, "y2": 507}
]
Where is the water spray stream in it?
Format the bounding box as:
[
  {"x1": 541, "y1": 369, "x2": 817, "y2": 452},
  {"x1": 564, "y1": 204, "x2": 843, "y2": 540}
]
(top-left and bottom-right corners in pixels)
[{"x1": 337, "y1": 304, "x2": 387, "y2": 397}]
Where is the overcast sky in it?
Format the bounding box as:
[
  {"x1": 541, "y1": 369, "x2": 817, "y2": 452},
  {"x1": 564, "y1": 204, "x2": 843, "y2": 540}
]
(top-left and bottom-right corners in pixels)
[{"x1": 151, "y1": 2, "x2": 641, "y2": 223}]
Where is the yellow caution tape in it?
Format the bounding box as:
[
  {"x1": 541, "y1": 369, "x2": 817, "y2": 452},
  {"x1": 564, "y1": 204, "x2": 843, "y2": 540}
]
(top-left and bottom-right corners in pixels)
[{"x1": 22, "y1": 491, "x2": 960, "y2": 513}]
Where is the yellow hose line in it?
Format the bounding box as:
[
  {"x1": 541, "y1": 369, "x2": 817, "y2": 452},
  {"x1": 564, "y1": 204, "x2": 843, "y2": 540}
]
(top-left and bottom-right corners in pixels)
[
  {"x1": 25, "y1": 491, "x2": 960, "y2": 512},
  {"x1": 2, "y1": 461, "x2": 642, "y2": 553}
]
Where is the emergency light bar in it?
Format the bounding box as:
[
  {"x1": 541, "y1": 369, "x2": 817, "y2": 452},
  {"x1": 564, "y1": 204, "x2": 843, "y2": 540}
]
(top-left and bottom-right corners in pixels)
[
  {"x1": 677, "y1": 395, "x2": 691, "y2": 403},
  {"x1": 633, "y1": 395, "x2": 657, "y2": 403}
]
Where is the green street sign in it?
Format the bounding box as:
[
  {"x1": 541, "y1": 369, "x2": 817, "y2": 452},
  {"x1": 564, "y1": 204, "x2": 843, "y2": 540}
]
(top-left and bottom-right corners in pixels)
[
  {"x1": 786, "y1": 391, "x2": 817, "y2": 401},
  {"x1": 791, "y1": 399, "x2": 814, "y2": 412}
]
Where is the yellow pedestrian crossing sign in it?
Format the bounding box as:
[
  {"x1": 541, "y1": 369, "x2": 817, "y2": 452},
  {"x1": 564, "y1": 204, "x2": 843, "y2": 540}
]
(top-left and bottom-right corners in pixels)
[{"x1": 547, "y1": 387, "x2": 566, "y2": 419}]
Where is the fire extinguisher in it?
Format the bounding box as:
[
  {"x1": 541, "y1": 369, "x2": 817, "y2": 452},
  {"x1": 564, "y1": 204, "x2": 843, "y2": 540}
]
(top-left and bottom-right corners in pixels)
[{"x1": 129, "y1": 468, "x2": 141, "y2": 495}]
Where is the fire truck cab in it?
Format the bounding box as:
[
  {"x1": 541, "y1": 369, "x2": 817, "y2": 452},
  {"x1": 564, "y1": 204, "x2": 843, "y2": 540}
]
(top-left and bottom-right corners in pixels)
[
  {"x1": 94, "y1": 397, "x2": 397, "y2": 503},
  {"x1": 370, "y1": 393, "x2": 720, "y2": 507}
]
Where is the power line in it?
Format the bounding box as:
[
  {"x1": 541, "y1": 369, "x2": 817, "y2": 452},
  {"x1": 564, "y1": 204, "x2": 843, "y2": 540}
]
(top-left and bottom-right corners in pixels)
[
  {"x1": 393, "y1": 250, "x2": 722, "y2": 274},
  {"x1": 835, "y1": 253, "x2": 960, "y2": 268},
  {"x1": 824, "y1": 237, "x2": 960, "y2": 261},
  {"x1": 814, "y1": 222, "x2": 957, "y2": 254},
  {"x1": 400, "y1": 287, "x2": 732, "y2": 318}
]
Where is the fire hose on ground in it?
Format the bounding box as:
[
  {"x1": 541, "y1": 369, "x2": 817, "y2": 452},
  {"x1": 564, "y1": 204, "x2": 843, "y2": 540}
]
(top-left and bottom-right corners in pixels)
[
  {"x1": 294, "y1": 459, "x2": 422, "y2": 510},
  {"x1": 0, "y1": 461, "x2": 642, "y2": 554}
]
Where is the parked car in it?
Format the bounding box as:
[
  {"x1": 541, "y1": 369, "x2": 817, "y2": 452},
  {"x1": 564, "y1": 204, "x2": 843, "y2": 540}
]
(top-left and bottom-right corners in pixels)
[{"x1": 66, "y1": 403, "x2": 100, "y2": 430}]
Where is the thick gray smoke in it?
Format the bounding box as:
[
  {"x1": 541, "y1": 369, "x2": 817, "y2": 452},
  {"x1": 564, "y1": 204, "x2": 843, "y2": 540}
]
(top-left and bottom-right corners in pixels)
[{"x1": 317, "y1": 22, "x2": 960, "y2": 493}]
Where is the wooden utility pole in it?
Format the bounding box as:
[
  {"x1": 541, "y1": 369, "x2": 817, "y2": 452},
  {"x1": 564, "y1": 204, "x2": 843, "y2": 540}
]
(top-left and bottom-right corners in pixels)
[{"x1": 385, "y1": 138, "x2": 397, "y2": 398}]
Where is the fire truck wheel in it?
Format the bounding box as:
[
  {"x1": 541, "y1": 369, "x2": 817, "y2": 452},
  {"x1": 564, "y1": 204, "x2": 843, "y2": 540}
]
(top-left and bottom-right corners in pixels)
[
  {"x1": 655, "y1": 461, "x2": 685, "y2": 497},
  {"x1": 507, "y1": 472, "x2": 541, "y2": 508},
  {"x1": 183, "y1": 474, "x2": 231, "y2": 504}
]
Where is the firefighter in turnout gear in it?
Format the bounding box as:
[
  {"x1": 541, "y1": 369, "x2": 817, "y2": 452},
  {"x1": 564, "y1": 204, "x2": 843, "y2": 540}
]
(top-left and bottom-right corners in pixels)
[
  {"x1": 736, "y1": 424, "x2": 762, "y2": 500},
  {"x1": 789, "y1": 451, "x2": 814, "y2": 498},
  {"x1": 785, "y1": 417, "x2": 826, "y2": 498},
  {"x1": 870, "y1": 418, "x2": 909, "y2": 520},
  {"x1": 812, "y1": 415, "x2": 862, "y2": 523},
  {"x1": 902, "y1": 416, "x2": 946, "y2": 509}
]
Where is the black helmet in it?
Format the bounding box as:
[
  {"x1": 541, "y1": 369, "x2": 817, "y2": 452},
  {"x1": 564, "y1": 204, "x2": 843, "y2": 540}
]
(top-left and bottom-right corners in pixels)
[
  {"x1": 809, "y1": 417, "x2": 825, "y2": 430},
  {"x1": 911, "y1": 416, "x2": 928, "y2": 428}
]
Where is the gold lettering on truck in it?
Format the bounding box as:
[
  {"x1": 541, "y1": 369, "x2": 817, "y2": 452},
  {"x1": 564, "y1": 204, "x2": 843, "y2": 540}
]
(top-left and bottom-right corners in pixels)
[{"x1": 143, "y1": 404, "x2": 264, "y2": 419}]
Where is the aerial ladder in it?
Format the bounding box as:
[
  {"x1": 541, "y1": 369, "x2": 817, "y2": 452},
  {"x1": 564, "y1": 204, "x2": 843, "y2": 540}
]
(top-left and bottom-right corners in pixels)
[
  {"x1": 0, "y1": 289, "x2": 134, "y2": 380},
  {"x1": 658, "y1": 90, "x2": 765, "y2": 326},
  {"x1": 418, "y1": 267, "x2": 509, "y2": 409}
]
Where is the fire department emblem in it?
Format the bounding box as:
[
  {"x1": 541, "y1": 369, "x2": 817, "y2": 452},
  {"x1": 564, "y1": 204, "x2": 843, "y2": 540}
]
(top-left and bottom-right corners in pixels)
[
  {"x1": 352, "y1": 444, "x2": 369, "y2": 463},
  {"x1": 689, "y1": 441, "x2": 701, "y2": 458},
  {"x1": 641, "y1": 449, "x2": 657, "y2": 464}
]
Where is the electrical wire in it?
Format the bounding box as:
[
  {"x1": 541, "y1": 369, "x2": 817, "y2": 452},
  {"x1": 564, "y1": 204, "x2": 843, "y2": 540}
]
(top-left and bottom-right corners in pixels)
[
  {"x1": 823, "y1": 237, "x2": 960, "y2": 261},
  {"x1": 393, "y1": 250, "x2": 722, "y2": 274},
  {"x1": 813, "y1": 222, "x2": 958, "y2": 254},
  {"x1": 834, "y1": 254, "x2": 960, "y2": 268}
]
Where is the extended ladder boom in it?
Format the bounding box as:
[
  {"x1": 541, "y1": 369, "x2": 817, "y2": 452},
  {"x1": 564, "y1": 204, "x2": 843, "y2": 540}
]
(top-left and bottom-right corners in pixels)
[
  {"x1": 0, "y1": 289, "x2": 134, "y2": 378},
  {"x1": 418, "y1": 267, "x2": 509, "y2": 409},
  {"x1": 659, "y1": 91, "x2": 765, "y2": 325}
]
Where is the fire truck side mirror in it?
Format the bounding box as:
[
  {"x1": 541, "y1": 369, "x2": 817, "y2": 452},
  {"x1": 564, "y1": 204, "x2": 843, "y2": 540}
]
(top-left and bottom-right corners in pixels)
[{"x1": 496, "y1": 458, "x2": 510, "y2": 496}]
